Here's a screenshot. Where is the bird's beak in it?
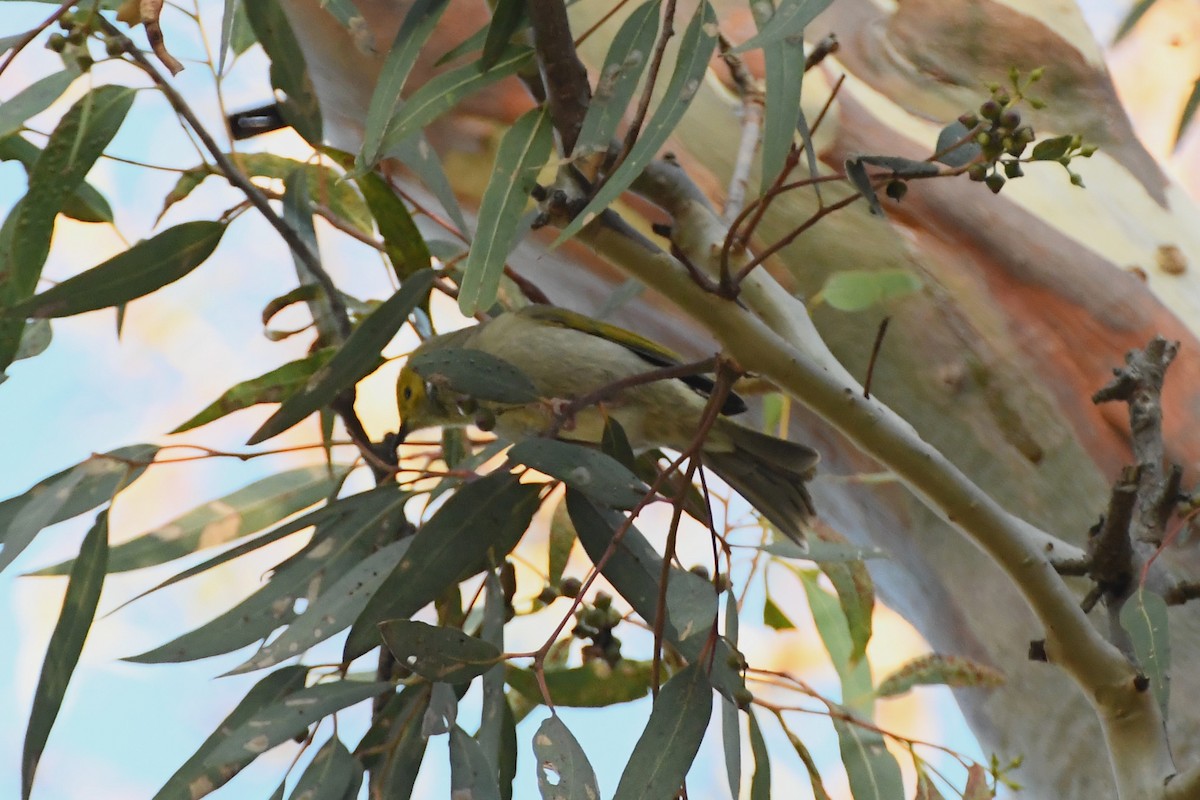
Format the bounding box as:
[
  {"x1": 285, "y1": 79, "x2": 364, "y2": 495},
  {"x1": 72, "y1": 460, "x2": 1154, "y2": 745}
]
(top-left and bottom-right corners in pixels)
[{"x1": 396, "y1": 420, "x2": 411, "y2": 444}]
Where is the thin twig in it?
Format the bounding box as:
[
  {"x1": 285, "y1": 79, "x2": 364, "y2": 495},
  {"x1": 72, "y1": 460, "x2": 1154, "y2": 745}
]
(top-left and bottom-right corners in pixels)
[
  {"x1": 528, "y1": 0, "x2": 592, "y2": 155},
  {"x1": 717, "y1": 35, "x2": 764, "y2": 226},
  {"x1": 0, "y1": 0, "x2": 74, "y2": 80}
]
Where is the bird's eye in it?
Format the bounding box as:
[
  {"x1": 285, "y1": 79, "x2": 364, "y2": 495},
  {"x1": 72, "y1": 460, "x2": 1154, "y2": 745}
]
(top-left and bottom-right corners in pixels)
[{"x1": 402, "y1": 386, "x2": 413, "y2": 400}]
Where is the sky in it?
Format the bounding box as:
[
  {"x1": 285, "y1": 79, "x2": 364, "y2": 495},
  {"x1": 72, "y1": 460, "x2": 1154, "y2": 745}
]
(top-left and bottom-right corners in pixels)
[{"x1": 2, "y1": 1, "x2": 1194, "y2": 799}]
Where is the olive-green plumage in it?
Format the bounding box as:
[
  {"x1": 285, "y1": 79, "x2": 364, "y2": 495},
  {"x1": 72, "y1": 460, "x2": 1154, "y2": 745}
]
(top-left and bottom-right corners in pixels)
[{"x1": 396, "y1": 305, "x2": 818, "y2": 544}]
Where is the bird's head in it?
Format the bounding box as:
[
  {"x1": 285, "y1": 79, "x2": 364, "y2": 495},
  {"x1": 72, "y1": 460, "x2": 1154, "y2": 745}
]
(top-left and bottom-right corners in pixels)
[{"x1": 396, "y1": 365, "x2": 434, "y2": 442}]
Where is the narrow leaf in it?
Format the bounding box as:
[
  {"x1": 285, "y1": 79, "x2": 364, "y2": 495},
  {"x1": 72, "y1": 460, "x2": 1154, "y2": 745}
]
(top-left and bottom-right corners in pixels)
[
  {"x1": 843, "y1": 157, "x2": 883, "y2": 216},
  {"x1": 287, "y1": 738, "x2": 360, "y2": 800},
  {"x1": 243, "y1": 0, "x2": 322, "y2": 144},
  {"x1": 390, "y1": 132, "x2": 470, "y2": 235},
  {"x1": 379, "y1": 47, "x2": 535, "y2": 158},
  {"x1": 0, "y1": 135, "x2": 113, "y2": 223},
  {"x1": 1175, "y1": 77, "x2": 1200, "y2": 150},
  {"x1": 203, "y1": 681, "x2": 393, "y2": 769},
  {"x1": 1120, "y1": 588, "x2": 1171, "y2": 718},
  {"x1": 1113, "y1": 0, "x2": 1157, "y2": 43},
  {"x1": 358, "y1": 0, "x2": 452, "y2": 168},
  {"x1": 875, "y1": 653, "x2": 1004, "y2": 698},
  {"x1": 611, "y1": 663, "x2": 713, "y2": 800},
  {"x1": 152, "y1": 666, "x2": 309, "y2": 800},
  {"x1": 380, "y1": 620, "x2": 501, "y2": 683},
  {"x1": 171, "y1": 348, "x2": 336, "y2": 432},
  {"x1": 249, "y1": 269, "x2": 435, "y2": 444},
  {"x1": 721, "y1": 698, "x2": 741, "y2": 800},
  {"x1": 8, "y1": 221, "x2": 227, "y2": 318},
  {"x1": 355, "y1": 684, "x2": 431, "y2": 798},
  {"x1": 406, "y1": 346, "x2": 538, "y2": 404},
  {"x1": 533, "y1": 716, "x2": 600, "y2": 800},
  {"x1": 218, "y1": 0, "x2": 239, "y2": 72},
  {"x1": 459, "y1": 107, "x2": 553, "y2": 315},
  {"x1": 748, "y1": 709, "x2": 771, "y2": 800},
  {"x1": 450, "y1": 725, "x2": 502, "y2": 800},
  {"x1": 753, "y1": 0, "x2": 804, "y2": 195},
  {"x1": 733, "y1": 0, "x2": 833, "y2": 53},
  {"x1": 0, "y1": 68, "x2": 79, "y2": 142},
  {"x1": 555, "y1": 2, "x2": 717, "y2": 245},
  {"x1": 797, "y1": 570, "x2": 872, "y2": 713},
  {"x1": 574, "y1": 1, "x2": 661, "y2": 155},
  {"x1": 345, "y1": 471, "x2": 542, "y2": 658},
  {"x1": 821, "y1": 560, "x2": 874, "y2": 666},
  {"x1": 509, "y1": 438, "x2": 647, "y2": 510},
  {"x1": 22, "y1": 511, "x2": 107, "y2": 800},
  {"x1": 833, "y1": 716, "x2": 905, "y2": 800},
  {"x1": 506, "y1": 659, "x2": 655, "y2": 707},
  {"x1": 665, "y1": 567, "x2": 717, "y2": 641},
  {"x1": 547, "y1": 499, "x2": 575, "y2": 587}
]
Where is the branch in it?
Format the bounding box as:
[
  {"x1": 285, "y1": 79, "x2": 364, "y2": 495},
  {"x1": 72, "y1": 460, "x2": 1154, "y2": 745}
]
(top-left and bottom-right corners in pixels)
[{"x1": 527, "y1": 0, "x2": 592, "y2": 155}]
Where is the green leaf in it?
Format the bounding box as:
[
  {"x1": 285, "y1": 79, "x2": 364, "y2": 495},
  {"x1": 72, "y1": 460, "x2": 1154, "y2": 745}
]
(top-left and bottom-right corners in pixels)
[
  {"x1": 832, "y1": 716, "x2": 905, "y2": 800},
  {"x1": 600, "y1": 416, "x2": 636, "y2": 470},
  {"x1": 152, "y1": 666, "x2": 309, "y2": 800},
  {"x1": 357, "y1": 0, "x2": 452, "y2": 169},
  {"x1": 218, "y1": 0, "x2": 239, "y2": 72},
  {"x1": 546, "y1": 498, "x2": 575, "y2": 587},
  {"x1": 450, "y1": 725, "x2": 502, "y2": 800},
  {"x1": 752, "y1": 0, "x2": 804, "y2": 196},
  {"x1": 8, "y1": 221, "x2": 227, "y2": 318},
  {"x1": 566, "y1": 491, "x2": 746, "y2": 701},
  {"x1": 763, "y1": 595, "x2": 794, "y2": 630},
  {"x1": 1120, "y1": 588, "x2": 1171, "y2": 718},
  {"x1": 611, "y1": 663, "x2": 713, "y2": 800},
  {"x1": 721, "y1": 698, "x2": 741, "y2": 800},
  {"x1": 35, "y1": 465, "x2": 346, "y2": 575},
  {"x1": 533, "y1": 716, "x2": 599, "y2": 800},
  {"x1": 327, "y1": 149, "x2": 432, "y2": 280},
  {"x1": 407, "y1": 346, "x2": 538, "y2": 404},
  {"x1": 666, "y1": 567, "x2": 717, "y2": 641},
  {"x1": 231, "y1": 536, "x2": 411, "y2": 674},
  {"x1": 22, "y1": 511, "x2": 107, "y2": 800},
  {"x1": 459, "y1": 107, "x2": 553, "y2": 315},
  {"x1": 13, "y1": 318, "x2": 51, "y2": 361},
  {"x1": 509, "y1": 438, "x2": 647, "y2": 510},
  {"x1": 759, "y1": 538, "x2": 887, "y2": 562},
  {"x1": 933, "y1": 120, "x2": 980, "y2": 168},
  {"x1": 172, "y1": 348, "x2": 336, "y2": 432},
  {"x1": 574, "y1": 0, "x2": 660, "y2": 156},
  {"x1": 731, "y1": 0, "x2": 833, "y2": 54},
  {"x1": 815, "y1": 268, "x2": 922, "y2": 312},
  {"x1": 249, "y1": 269, "x2": 436, "y2": 444},
  {"x1": 1030, "y1": 134, "x2": 1073, "y2": 162},
  {"x1": 287, "y1": 738, "x2": 361, "y2": 800},
  {"x1": 7, "y1": 84, "x2": 135, "y2": 297},
  {"x1": 821, "y1": 560, "x2": 874, "y2": 666},
  {"x1": 481, "y1": 0, "x2": 526, "y2": 69},
  {"x1": 555, "y1": 2, "x2": 717, "y2": 246},
  {"x1": 843, "y1": 156, "x2": 883, "y2": 216},
  {"x1": 1113, "y1": 0, "x2": 1157, "y2": 42},
  {"x1": 243, "y1": 0, "x2": 322, "y2": 144},
  {"x1": 0, "y1": 68, "x2": 79, "y2": 142},
  {"x1": 875, "y1": 653, "x2": 1005, "y2": 698},
  {"x1": 477, "y1": 569, "x2": 507, "y2": 781},
  {"x1": 379, "y1": 46, "x2": 535, "y2": 158},
  {"x1": 748, "y1": 709, "x2": 771, "y2": 800},
  {"x1": 797, "y1": 570, "x2": 872, "y2": 713},
  {"x1": 129, "y1": 486, "x2": 409, "y2": 663},
  {"x1": 390, "y1": 132, "x2": 470, "y2": 235},
  {"x1": 506, "y1": 659, "x2": 655, "y2": 707},
  {"x1": 203, "y1": 681, "x2": 394, "y2": 769},
  {"x1": 1, "y1": 444, "x2": 157, "y2": 571},
  {"x1": 380, "y1": 620, "x2": 501, "y2": 683},
  {"x1": 345, "y1": 471, "x2": 542, "y2": 658},
  {"x1": 355, "y1": 684, "x2": 431, "y2": 797}
]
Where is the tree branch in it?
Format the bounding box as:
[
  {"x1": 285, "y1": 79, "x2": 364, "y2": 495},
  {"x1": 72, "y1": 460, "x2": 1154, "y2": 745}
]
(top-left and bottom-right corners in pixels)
[{"x1": 528, "y1": 0, "x2": 592, "y2": 155}]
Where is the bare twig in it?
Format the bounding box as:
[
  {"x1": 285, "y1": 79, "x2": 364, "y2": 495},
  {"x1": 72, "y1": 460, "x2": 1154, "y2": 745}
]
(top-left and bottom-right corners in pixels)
[
  {"x1": 528, "y1": 0, "x2": 592, "y2": 155},
  {"x1": 0, "y1": 0, "x2": 74, "y2": 80},
  {"x1": 717, "y1": 35, "x2": 764, "y2": 226},
  {"x1": 863, "y1": 316, "x2": 890, "y2": 399}
]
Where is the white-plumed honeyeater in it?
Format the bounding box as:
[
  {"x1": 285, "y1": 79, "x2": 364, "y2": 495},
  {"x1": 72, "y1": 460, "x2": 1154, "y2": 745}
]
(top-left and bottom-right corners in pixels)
[{"x1": 396, "y1": 304, "x2": 818, "y2": 544}]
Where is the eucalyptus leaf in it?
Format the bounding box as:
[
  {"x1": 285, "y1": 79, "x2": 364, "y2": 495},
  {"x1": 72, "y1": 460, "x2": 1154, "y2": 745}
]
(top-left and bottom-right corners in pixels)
[
  {"x1": 665, "y1": 567, "x2": 717, "y2": 641},
  {"x1": 933, "y1": 120, "x2": 980, "y2": 167},
  {"x1": 752, "y1": 0, "x2": 804, "y2": 196},
  {"x1": 406, "y1": 346, "x2": 538, "y2": 404},
  {"x1": 833, "y1": 715, "x2": 905, "y2": 800},
  {"x1": 450, "y1": 725, "x2": 502, "y2": 800},
  {"x1": 380, "y1": 620, "x2": 501, "y2": 684},
  {"x1": 243, "y1": 0, "x2": 322, "y2": 143},
  {"x1": 1120, "y1": 588, "x2": 1171, "y2": 718},
  {"x1": 506, "y1": 659, "x2": 655, "y2": 707},
  {"x1": 287, "y1": 738, "x2": 361, "y2": 800},
  {"x1": 533, "y1": 716, "x2": 599, "y2": 800},
  {"x1": 815, "y1": 268, "x2": 922, "y2": 312},
  {"x1": 0, "y1": 68, "x2": 79, "y2": 142},
  {"x1": 355, "y1": 684, "x2": 431, "y2": 797},
  {"x1": 509, "y1": 438, "x2": 647, "y2": 510},
  {"x1": 731, "y1": 0, "x2": 833, "y2": 54},
  {"x1": 875, "y1": 653, "x2": 1005, "y2": 698}
]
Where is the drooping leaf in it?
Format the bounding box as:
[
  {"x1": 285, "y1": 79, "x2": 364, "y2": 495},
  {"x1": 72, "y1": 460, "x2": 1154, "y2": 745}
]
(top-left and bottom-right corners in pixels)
[
  {"x1": 0, "y1": 68, "x2": 79, "y2": 142},
  {"x1": 37, "y1": 465, "x2": 345, "y2": 575},
  {"x1": 345, "y1": 471, "x2": 542, "y2": 658},
  {"x1": 1030, "y1": 134, "x2": 1074, "y2": 162},
  {"x1": 546, "y1": 498, "x2": 575, "y2": 588},
  {"x1": 128, "y1": 487, "x2": 409, "y2": 663},
  {"x1": 406, "y1": 346, "x2": 538, "y2": 404},
  {"x1": 358, "y1": 0, "x2": 452, "y2": 169},
  {"x1": 509, "y1": 438, "x2": 647, "y2": 510},
  {"x1": 379, "y1": 47, "x2": 535, "y2": 158},
  {"x1": 815, "y1": 267, "x2": 922, "y2": 312},
  {"x1": 243, "y1": 0, "x2": 322, "y2": 144},
  {"x1": 231, "y1": 536, "x2": 411, "y2": 674},
  {"x1": 759, "y1": 538, "x2": 888, "y2": 562},
  {"x1": 152, "y1": 666, "x2": 309, "y2": 800},
  {"x1": 481, "y1": 0, "x2": 526, "y2": 69},
  {"x1": 477, "y1": 568, "x2": 507, "y2": 780},
  {"x1": 1120, "y1": 588, "x2": 1171, "y2": 718},
  {"x1": 748, "y1": 709, "x2": 771, "y2": 800},
  {"x1": 459, "y1": 107, "x2": 553, "y2": 315},
  {"x1": 390, "y1": 132, "x2": 470, "y2": 235},
  {"x1": 875, "y1": 653, "x2": 1005, "y2": 698},
  {"x1": 1, "y1": 444, "x2": 157, "y2": 571},
  {"x1": 721, "y1": 698, "x2": 742, "y2": 800},
  {"x1": 218, "y1": 0, "x2": 240, "y2": 72},
  {"x1": 355, "y1": 683, "x2": 431, "y2": 797},
  {"x1": 506, "y1": 659, "x2": 656, "y2": 707},
  {"x1": 797, "y1": 570, "x2": 872, "y2": 713},
  {"x1": 554, "y1": 2, "x2": 717, "y2": 245},
  {"x1": 287, "y1": 737, "x2": 361, "y2": 800},
  {"x1": 665, "y1": 567, "x2": 717, "y2": 641},
  {"x1": 600, "y1": 417, "x2": 636, "y2": 471},
  {"x1": 203, "y1": 681, "x2": 394, "y2": 769},
  {"x1": 611, "y1": 663, "x2": 713, "y2": 800},
  {"x1": 751, "y1": 0, "x2": 804, "y2": 196},
  {"x1": 533, "y1": 715, "x2": 600, "y2": 800},
  {"x1": 425, "y1": 681, "x2": 460, "y2": 735},
  {"x1": 833, "y1": 716, "x2": 905, "y2": 800},
  {"x1": 171, "y1": 348, "x2": 336, "y2": 432},
  {"x1": 731, "y1": 0, "x2": 833, "y2": 54},
  {"x1": 781, "y1": 725, "x2": 833, "y2": 800},
  {"x1": 573, "y1": 0, "x2": 661, "y2": 156},
  {"x1": 821, "y1": 559, "x2": 874, "y2": 666},
  {"x1": 249, "y1": 269, "x2": 436, "y2": 444},
  {"x1": 843, "y1": 156, "x2": 883, "y2": 216},
  {"x1": 763, "y1": 595, "x2": 794, "y2": 630},
  {"x1": 0, "y1": 134, "x2": 113, "y2": 224},
  {"x1": 450, "y1": 725, "x2": 502, "y2": 800},
  {"x1": 8, "y1": 221, "x2": 227, "y2": 318},
  {"x1": 379, "y1": 620, "x2": 501, "y2": 684},
  {"x1": 21, "y1": 511, "x2": 107, "y2": 800}
]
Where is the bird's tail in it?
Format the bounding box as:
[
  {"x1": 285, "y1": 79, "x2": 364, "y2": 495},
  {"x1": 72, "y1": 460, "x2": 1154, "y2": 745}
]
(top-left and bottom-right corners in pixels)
[{"x1": 703, "y1": 426, "x2": 818, "y2": 547}]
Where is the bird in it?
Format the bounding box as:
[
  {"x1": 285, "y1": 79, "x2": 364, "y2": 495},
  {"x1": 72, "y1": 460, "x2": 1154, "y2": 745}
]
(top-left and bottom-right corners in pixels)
[{"x1": 395, "y1": 303, "x2": 818, "y2": 544}]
